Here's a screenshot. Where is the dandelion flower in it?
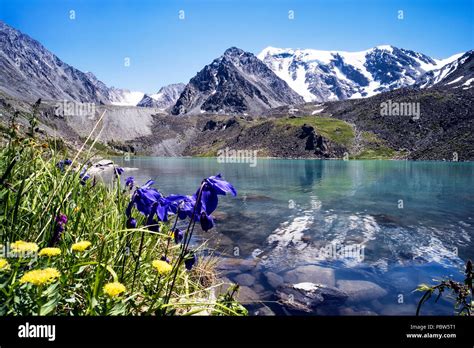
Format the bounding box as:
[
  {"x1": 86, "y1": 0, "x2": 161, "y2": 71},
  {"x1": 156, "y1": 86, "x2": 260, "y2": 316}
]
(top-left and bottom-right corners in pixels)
[
  {"x1": 0, "y1": 258, "x2": 10, "y2": 271},
  {"x1": 71, "y1": 241, "x2": 91, "y2": 252},
  {"x1": 11, "y1": 240, "x2": 39, "y2": 253},
  {"x1": 103, "y1": 282, "x2": 126, "y2": 297},
  {"x1": 20, "y1": 268, "x2": 60, "y2": 286},
  {"x1": 39, "y1": 247, "x2": 61, "y2": 257},
  {"x1": 152, "y1": 260, "x2": 173, "y2": 275}
]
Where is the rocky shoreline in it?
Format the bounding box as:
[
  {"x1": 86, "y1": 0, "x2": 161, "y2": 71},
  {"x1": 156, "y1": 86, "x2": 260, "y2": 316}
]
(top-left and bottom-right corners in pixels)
[{"x1": 214, "y1": 257, "x2": 390, "y2": 316}]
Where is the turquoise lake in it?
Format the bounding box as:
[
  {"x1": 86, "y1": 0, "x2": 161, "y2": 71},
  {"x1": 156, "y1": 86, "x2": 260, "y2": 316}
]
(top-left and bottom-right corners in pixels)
[{"x1": 113, "y1": 157, "x2": 474, "y2": 315}]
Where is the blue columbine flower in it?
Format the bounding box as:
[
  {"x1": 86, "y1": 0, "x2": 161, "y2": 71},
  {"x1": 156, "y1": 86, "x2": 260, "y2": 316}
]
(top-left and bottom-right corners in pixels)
[
  {"x1": 199, "y1": 212, "x2": 214, "y2": 232},
  {"x1": 198, "y1": 174, "x2": 237, "y2": 215},
  {"x1": 126, "y1": 217, "x2": 137, "y2": 229},
  {"x1": 146, "y1": 202, "x2": 161, "y2": 231},
  {"x1": 173, "y1": 228, "x2": 184, "y2": 244},
  {"x1": 125, "y1": 176, "x2": 134, "y2": 189},
  {"x1": 126, "y1": 180, "x2": 163, "y2": 217},
  {"x1": 165, "y1": 194, "x2": 196, "y2": 220},
  {"x1": 56, "y1": 159, "x2": 72, "y2": 171},
  {"x1": 79, "y1": 168, "x2": 91, "y2": 186},
  {"x1": 184, "y1": 252, "x2": 197, "y2": 271},
  {"x1": 114, "y1": 166, "x2": 124, "y2": 178}
]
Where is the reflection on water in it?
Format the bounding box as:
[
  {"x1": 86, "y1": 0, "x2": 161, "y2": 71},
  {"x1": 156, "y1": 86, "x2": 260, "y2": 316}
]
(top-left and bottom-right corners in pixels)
[{"x1": 113, "y1": 157, "x2": 474, "y2": 315}]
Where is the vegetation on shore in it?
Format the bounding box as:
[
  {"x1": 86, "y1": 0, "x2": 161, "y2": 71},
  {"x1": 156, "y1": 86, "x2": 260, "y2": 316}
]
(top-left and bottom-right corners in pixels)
[{"x1": 0, "y1": 107, "x2": 246, "y2": 316}]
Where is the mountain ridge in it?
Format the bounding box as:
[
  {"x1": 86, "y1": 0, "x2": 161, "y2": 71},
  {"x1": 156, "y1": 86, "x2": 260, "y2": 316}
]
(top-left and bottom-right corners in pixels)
[{"x1": 257, "y1": 45, "x2": 466, "y2": 103}]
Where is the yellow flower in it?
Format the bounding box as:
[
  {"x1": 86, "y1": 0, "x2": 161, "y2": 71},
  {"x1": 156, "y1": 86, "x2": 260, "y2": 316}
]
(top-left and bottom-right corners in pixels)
[
  {"x1": 39, "y1": 247, "x2": 61, "y2": 257},
  {"x1": 152, "y1": 260, "x2": 173, "y2": 275},
  {"x1": 11, "y1": 240, "x2": 39, "y2": 253},
  {"x1": 0, "y1": 258, "x2": 10, "y2": 271},
  {"x1": 20, "y1": 268, "x2": 60, "y2": 286},
  {"x1": 71, "y1": 241, "x2": 91, "y2": 252},
  {"x1": 103, "y1": 282, "x2": 126, "y2": 297}
]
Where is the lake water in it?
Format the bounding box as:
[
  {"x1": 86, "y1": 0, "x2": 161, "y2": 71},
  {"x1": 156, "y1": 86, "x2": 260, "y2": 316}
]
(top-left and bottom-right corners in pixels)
[{"x1": 113, "y1": 157, "x2": 474, "y2": 315}]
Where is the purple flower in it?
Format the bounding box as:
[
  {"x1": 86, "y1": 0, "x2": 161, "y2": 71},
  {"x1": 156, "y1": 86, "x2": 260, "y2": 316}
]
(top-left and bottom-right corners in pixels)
[
  {"x1": 79, "y1": 167, "x2": 91, "y2": 185},
  {"x1": 160, "y1": 255, "x2": 171, "y2": 263},
  {"x1": 166, "y1": 195, "x2": 196, "y2": 220},
  {"x1": 55, "y1": 214, "x2": 68, "y2": 225},
  {"x1": 173, "y1": 228, "x2": 184, "y2": 244},
  {"x1": 199, "y1": 212, "x2": 214, "y2": 232},
  {"x1": 184, "y1": 252, "x2": 197, "y2": 271},
  {"x1": 56, "y1": 159, "x2": 72, "y2": 171},
  {"x1": 50, "y1": 213, "x2": 68, "y2": 246},
  {"x1": 197, "y1": 174, "x2": 237, "y2": 216},
  {"x1": 126, "y1": 217, "x2": 137, "y2": 229},
  {"x1": 126, "y1": 180, "x2": 163, "y2": 217},
  {"x1": 125, "y1": 176, "x2": 134, "y2": 189},
  {"x1": 80, "y1": 173, "x2": 90, "y2": 186},
  {"x1": 114, "y1": 166, "x2": 124, "y2": 178}
]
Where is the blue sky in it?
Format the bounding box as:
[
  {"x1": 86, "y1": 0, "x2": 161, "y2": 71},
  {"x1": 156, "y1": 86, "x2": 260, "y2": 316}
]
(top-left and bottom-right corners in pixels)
[{"x1": 1, "y1": 0, "x2": 472, "y2": 92}]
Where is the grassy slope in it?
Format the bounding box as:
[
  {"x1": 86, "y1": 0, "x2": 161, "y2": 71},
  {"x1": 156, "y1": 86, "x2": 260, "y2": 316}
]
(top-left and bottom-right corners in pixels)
[{"x1": 276, "y1": 116, "x2": 355, "y2": 147}]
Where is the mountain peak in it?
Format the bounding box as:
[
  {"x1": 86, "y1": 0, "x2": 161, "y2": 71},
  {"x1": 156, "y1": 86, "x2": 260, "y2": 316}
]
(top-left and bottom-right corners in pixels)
[
  {"x1": 223, "y1": 47, "x2": 246, "y2": 56},
  {"x1": 171, "y1": 48, "x2": 303, "y2": 115},
  {"x1": 257, "y1": 45, "x2": 465, "y2": 102}
]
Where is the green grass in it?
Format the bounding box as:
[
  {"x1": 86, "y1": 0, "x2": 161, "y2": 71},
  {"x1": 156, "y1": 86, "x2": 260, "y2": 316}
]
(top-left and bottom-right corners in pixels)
[
  {"x1": 0, "y1": 111, "x2": 246, "y2": 316},
  {"x1": 361, "y1": 131, "x2": 384, "y2": 145},
  {"x1": 277, "y1": 116, "x2": 355, "y2": 147},
  {"x1": 352, "y1": 147, "x2": 397, "y2": 160}
]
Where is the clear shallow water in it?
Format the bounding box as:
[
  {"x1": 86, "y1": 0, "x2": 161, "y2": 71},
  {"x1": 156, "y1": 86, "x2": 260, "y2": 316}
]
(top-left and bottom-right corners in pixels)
[{"x1": 113, "y1": 157, "x2": 474, "y2": 315}]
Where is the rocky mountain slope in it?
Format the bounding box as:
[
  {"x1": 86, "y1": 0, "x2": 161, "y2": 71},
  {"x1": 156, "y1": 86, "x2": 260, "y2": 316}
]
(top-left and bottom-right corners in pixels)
[
  {"x1": 171, "y1": 47, "x2": 304, "y2": 115},
  {"x1": 258, "y1": 45, "x2": 464, "y2": 102},
  {"x1": 137, "y1": 83, "x2": 185, "y2": 109},
  {"x1": 418, "y1": 50, "x2": 474, "y2": 89},
  {"x1": 0, "y1": 21, "x2": 150, "y2": 106}
]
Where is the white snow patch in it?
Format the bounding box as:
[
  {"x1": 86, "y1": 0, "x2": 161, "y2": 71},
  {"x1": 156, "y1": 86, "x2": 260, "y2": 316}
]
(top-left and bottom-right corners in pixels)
[
  {"x1": 462, "y1": 78, "x2": 474, "y2": 86},
  {"x1": 446, "y1": 76, "x2": 464, "y2": 85},
  {"x1": 111, "y1": 91, "x2": 145, "y2": 106}
]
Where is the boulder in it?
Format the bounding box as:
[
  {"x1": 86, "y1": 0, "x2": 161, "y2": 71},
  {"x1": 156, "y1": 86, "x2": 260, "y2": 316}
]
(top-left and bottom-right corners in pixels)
[
  {"x1": 217, "y1": 258, "x2": 258, "y2": 272},
  {"x1": 264, "y1": 272, "x2": 284, "y2": 289},
  {"x1": 93, "y1": 159, "x2": 114, "y2": 167},
  {"x1": 336, "y1": 280, "x2": 388, "y2": 303},
  {"x1": 276, "y1": 282, "x2": 348, "y2": 313},
  {"x1": 235, "y1": 286, "x2": 261, "y2": 303},
  {"x1": 234, "y1": 273, "x2": 255, "y2": 287},
  {"x1": 254, "y1": 306, "x2": 276, "y2": 316},
  {"x1": 283, "y1": 265, "x2": 336, "y2": 286}
]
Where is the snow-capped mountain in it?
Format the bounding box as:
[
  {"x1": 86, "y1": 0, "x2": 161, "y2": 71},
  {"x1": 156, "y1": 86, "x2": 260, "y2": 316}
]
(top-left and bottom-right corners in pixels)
[
  {"x1": 258, "y1": 45, "x2": 465, "y2": 102},
  {"x1": 137, "y1": 83, "x2": 185, "y2": 109},
  {"x1": 171, "y1": 47, "x2": 304, "y2": 115},
  {"x1": 108, "y1": 88, "x2": 145, "y2": 106},
  {"x1": 418, "y1": 50, "x2": 474, "y2": 89}
]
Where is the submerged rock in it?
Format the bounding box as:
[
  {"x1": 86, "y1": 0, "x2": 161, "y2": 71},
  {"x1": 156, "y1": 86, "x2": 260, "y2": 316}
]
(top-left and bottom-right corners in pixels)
[
  {"x1": 283, "y1": 265, "x2": 336, "y2": 286},
  {"x1": 217, "y1": 258, "x2": 258, "y2": 272},
  {"x1": 234, "y1": 273, "x2": 256, "y2": 287},
  {"x1": 276, "y1": 282, "x2": 348, "y2": 313},
  {"x1": 336, "y1": 280, "x2": 388, "y2": 303},
  {"x1": 235, "y1": 285, "x2": 261, "y2": 303},
  {"x1": 254, "y1": 306, "x2": 276, "y2": 316},
  {"x1": 264, "y1": 272, "x2": 284, "y2": 289}
]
